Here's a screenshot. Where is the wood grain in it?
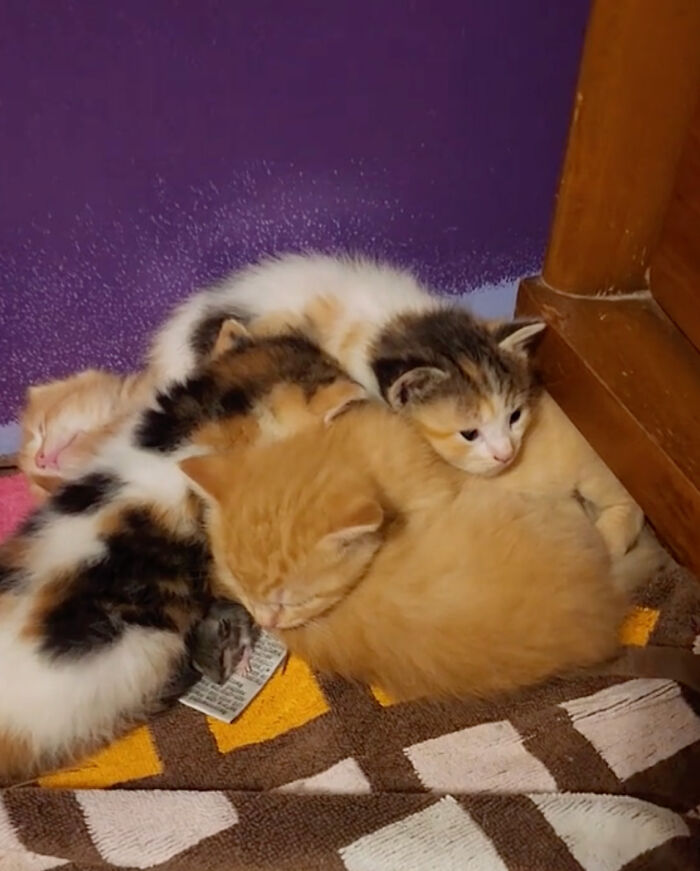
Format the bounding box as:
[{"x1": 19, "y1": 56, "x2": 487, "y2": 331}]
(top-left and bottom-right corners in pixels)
[
  {"x1": 517, "y1": 277, "x2": 700, "y2": 576},
  {"x1": 649, "y1": 99, "x2": 700, "y2": 352},
  {"x1": 543, "y1": 0, "x2": 700, "y2": 295}
]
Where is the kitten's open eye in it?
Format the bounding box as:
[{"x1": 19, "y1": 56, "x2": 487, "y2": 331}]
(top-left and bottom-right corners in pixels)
[
  {"x1": 509, "y1": 408, "x2": 522, "y2": 425},
  {"x1": 460, "y1": 429, "x2": 479, "y2": 442}
]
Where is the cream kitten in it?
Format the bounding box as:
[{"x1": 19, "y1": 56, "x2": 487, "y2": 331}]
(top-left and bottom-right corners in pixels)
[
  {"x1": 490, "y1": 393, "x2": 644, "y2": 558},
  {"x1": 181, "y1": 403, "x2": 658, "y2": 702},
  {"x1": 18, "y1": 369, "x2": 153, "y2": 502},
  {"x1": 148, "y1": 253, "x2": 545, "y2": 476}
]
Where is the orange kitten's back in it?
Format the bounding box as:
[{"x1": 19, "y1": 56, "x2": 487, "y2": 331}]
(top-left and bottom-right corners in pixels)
[{"x1": 286, "y1": 479, "x2": 623, "y2": 700}]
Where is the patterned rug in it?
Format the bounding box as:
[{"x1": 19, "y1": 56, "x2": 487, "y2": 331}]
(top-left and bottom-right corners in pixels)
[{"x1": 1, "y1": 472, "x2": 699, "y2": 871}]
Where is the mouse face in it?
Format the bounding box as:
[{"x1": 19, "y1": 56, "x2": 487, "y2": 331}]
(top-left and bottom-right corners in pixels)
[{"x1": 190, "y1": 600, "x2": 260, "y2": 684}]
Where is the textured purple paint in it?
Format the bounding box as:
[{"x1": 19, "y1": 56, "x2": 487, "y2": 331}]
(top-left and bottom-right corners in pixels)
[{"x1": 0, "y1": 0, "x2": 589, "y2": 423}]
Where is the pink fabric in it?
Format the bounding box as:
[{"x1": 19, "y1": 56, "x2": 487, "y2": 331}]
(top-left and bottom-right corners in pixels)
[{"x1": 0, "y1": 473, "x2": 35, "y2": 542}]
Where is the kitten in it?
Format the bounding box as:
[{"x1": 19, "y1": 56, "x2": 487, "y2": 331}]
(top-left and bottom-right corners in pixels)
[
  {"x1": 181, "y1": 402, "x2": 659, "y2": 702},
  {"x1": 0, "y1": 479, "x2": 215, "y2": 785},
  {"x1": 490, "y1": 392, "x2": 644, "y2": 558},
  {"x1": 147, "y1": 253, "x2": 545, "y2": 476},
  {"x1": 18, "y1": 369, "x2": 153, "y2": 503},
  {"x1": 0, "y1": 328, "x2": 362, "y2": 784}
]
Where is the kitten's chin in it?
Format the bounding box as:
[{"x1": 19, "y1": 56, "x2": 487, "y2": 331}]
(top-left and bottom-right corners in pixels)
[
  {"x1": 274, "y1": 615, "x2": 313, "y2": 630},
  {"x1": 452, "y1": 458, "x2": 511, "y2": 477},
  {"x1": 478, "y1": 460, "x2": 514, "y2": 478},
  {"x1": 252, "y1": 610, "x2": 309, "y2": 631},
  {"x1": 460, "y1": 448, "x2": 522, "y2": 477}
]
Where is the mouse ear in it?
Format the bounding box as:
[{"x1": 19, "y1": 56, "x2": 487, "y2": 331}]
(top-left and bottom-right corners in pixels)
[
  {"x1": 210, "y1": 318, "x2": 252, "y2": 359},
  {"x1": 218, "y1": 618, "x2": 233, "y2": 640},
  {"x1": 309, "y1": 379, "x2": 368, "y2": 424},
  {"x1": 179, "y1": 453, "x2": 232, "y2": 504},
  {"x1": 491, "y1": 320, "x2": 546, "y2": 358},
  {"x1": 386, "y1": 366, "x2": 450, "y2": 410}
]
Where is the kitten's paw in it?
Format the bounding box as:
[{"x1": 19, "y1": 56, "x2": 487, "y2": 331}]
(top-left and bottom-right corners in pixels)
[{"x1": 596, "y1": 504, "x2": 645, "y2": 559}]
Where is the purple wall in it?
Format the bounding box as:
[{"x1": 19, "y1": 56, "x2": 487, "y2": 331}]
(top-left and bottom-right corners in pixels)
[{"x1": 0, "y1": 0, "x2": 589, "y2": 424}]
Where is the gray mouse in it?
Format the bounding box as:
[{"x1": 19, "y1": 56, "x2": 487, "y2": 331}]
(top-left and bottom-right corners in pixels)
[{"x1": 190, "y1": 599, "x2": 261, "y2": 685}]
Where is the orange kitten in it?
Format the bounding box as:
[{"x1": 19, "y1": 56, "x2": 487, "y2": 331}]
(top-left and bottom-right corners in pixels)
[
  {"x1": 18, "y1": 369, "x2": 152, "y2": 502},
  {"x1": 181, "y1": 403, "x2": 655, "y2": 702}
]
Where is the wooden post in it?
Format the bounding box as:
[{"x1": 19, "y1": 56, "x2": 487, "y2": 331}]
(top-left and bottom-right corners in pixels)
[
  {"x1": 517, "y1": 0, "x2": 700, "y2": 573},
  {"x1": 543, "y1": 0, "x2": 700, "y2": 295}
]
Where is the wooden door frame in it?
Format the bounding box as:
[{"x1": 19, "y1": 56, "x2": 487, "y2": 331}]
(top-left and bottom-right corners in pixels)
[{"x1": 516, "y1": 0, "x2": 700, "y2": 573}]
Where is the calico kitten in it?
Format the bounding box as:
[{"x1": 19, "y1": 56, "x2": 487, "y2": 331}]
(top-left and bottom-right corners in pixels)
[
  {"x1": 0, "y1": 478, "x2": 214, "y2": 785},
  {"x1": 18, "y1": 369, "x2": 153, "y2": 502},
  {"x1": 147, "y1": 253, "x2": 545, "y2": 475},
  {"x1": 181, "y1": 402, "x2": 660, "y2": 702},
  {"x1": 0, "y1": 327, "x2": 362, "y2": 784}
]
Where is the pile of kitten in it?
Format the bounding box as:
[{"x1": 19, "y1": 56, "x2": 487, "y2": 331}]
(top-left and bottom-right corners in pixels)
[{"x1": 2, "y1": 253, "x2": 663, "y2": 784}]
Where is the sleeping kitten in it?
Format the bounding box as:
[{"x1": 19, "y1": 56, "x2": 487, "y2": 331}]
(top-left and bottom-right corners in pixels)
[
  {"x1": 0, "y1": 477, "x2": 215, "y2": 785},
  {"x1": 0, "y1": 329, "x2": 363, "y2": 784},
  {"x1": 181, "y1": 402, "x2": 660, "y2": 702},
  {"x1": 147, "y1": 253, "x2": 545, "y2": 476},
  {"x1": 18, "y1": 369, "x2": 153, "y2": 502}
]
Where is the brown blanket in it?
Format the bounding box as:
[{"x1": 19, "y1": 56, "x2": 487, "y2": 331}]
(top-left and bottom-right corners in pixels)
[{"x1": 1, "y1": 561, "x2": 699, "y2": 870}]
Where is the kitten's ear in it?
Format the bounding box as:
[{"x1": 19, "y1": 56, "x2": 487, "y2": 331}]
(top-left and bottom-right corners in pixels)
[
  {"x1": 26, "y1": 382, "x2": 50, "y2": 401},
  {"x1": 211, "y1": 318, "x2": 252, "y2": 359},
  {"x1": 319, "y1": 500, "x2": 384, "y2": 549},
  {"x1": 178, "y1": 454, "x2": 232, "y2": 504},
  {"x1": 309, "y1": 379, "x2": 368, "y2": 424},
  {"x1": 119, "y1": 371, "x2": 153, "y2": 404},
  {"x1": 492, "y1": 320, "x2": 546, "y2": 357},
  {"x1": 386, "y1": 367, "x2": 450, "y2": 410}
]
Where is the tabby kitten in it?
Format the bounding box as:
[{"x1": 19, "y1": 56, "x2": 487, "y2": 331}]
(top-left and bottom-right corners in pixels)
[
  {"x1": 0, "y1": 327, "x2": 362, "y2": 783},
  {"x1": 181, "y1": 402, "x2": 659, "y2": 702},
  {"x1": 148, "y1": 253, "x2": 545, "y2": 475}
]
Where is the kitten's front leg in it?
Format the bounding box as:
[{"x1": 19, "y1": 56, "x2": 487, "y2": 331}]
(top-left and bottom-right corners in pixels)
[
  {"x1": 578, "y1": 466, "x2": 644, "y2": 558},
  {"x1": 595, "y1": 504, "x2": 645, "y2": 559}
]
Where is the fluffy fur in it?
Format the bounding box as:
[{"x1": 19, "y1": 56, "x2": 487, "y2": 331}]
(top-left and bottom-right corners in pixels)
[
  {"x1": 182, "y1": 400, "x2": 659, "y2": 702},
  {"x1": 0, "y1": 329, "x2": 363, "y2": 783},
  {"x1": 488, "y1": 392, "x2": 644, "y2": 558},
  {"x1": 0, "y1": 493, "x2": 209, "y2": 784},
  {"x1": 148, "y1": 253, "x2": 545, "y2": 475},
  {"x1": 18, "y1": 369, "x2": 153, "y2": 503}
]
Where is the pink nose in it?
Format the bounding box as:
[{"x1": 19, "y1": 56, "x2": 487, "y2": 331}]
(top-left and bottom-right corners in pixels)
[
  {"x1": 35, "y1": 449, "x2": 59, "y2": 470},
  {"x1": 493, "y1": 450, "x2": 514, "y2": 464}
]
